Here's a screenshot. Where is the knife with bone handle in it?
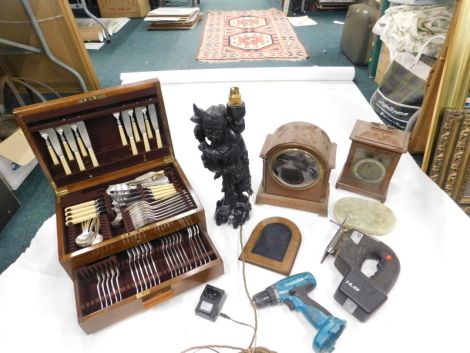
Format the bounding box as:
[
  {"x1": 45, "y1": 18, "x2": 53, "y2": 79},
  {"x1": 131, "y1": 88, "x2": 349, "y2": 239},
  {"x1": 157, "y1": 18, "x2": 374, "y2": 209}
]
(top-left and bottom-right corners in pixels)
[
  {"x1": 62, "y1": 124, "x2": 86, "y2": 171},
  {"x1": 141, "y1": 107, "x2": 153, "y2": 138},
  {"x1": 113, "y1": 112, "x2": 128, "y2": 146},
  {"x1": 46, "y1": 128, "x2": 72, "y2": 175},
  {"x1": 121, "y1": 110, "x2": 138, "y2": 155},
  {"x1": 65, "y1": 210, "x2": 106, "y2": 225},
  {"x1": 76, "y1": 121, "x2": 99, "y2": 167},
  {"x1": 65, "y1": 205, "x2": 107, "y2": 219},
  {"x1": 107, "y1": 183, "x2": 176, "y2": 196},
  {"x1": 147, "y1": 104, "x2": 162, "y2": 148},
  {"x1": 134, "y1": 107, "x2": 151, "y2": 152},
  {"x1": 65, "y1": 198, "x2": 105, "y2": 212},
  {"x1": 65, "y1": 203, "x2": 106, "y2": 217},
  {"x1": 109, "y1": 187, "x2": 178, "y2": 205},
  {"x1": 129, "y1": 110, "x2": 141, "y2": 142},
  {"x1": 111, "y1": 188, "x2": 178, "y2": 203}
]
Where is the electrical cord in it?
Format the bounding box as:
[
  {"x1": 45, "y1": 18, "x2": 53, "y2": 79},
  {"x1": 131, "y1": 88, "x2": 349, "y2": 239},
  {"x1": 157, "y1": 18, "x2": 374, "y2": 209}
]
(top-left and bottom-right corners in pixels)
[
  {"x1": 181, "y1": 224, "x2": 278, "y2": 353},
  {"x1": 219, "y1": 313, "x2": 255, "y2": 331}
]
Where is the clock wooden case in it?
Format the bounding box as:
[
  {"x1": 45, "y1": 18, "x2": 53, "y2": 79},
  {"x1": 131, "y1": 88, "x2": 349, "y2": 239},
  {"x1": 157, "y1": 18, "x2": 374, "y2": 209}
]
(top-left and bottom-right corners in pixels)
[
  {"x1": 336, "y1": 120, "x2": 410, "y2": 202},
  {"x1": 256, "y1": 121, "x2": 336, "y2": 216},
  {"x1": 13, "y1": 79, "x2": 224, "y2": 334}
]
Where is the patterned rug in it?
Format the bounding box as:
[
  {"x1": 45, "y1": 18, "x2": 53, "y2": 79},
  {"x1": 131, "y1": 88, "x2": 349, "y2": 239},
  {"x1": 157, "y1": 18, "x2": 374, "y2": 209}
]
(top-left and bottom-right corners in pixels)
[{"x1": 196, "y1": 8, "x2": 309, "y2": 62}]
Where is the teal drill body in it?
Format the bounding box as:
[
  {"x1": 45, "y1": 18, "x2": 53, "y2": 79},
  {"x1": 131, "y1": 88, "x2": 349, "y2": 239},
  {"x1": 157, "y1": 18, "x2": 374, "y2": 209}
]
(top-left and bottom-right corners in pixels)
[{"x1": 253, "y1": 272, "x2": 346, "y2": 353}]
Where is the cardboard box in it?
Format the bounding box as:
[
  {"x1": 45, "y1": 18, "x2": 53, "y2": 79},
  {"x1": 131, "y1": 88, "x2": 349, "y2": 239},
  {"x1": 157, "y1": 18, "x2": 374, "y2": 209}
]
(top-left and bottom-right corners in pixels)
[
  {"x1": 98, "y1": 0, "x2": 151, "y2": 18},
  {"x1": 0, "y1": 129, "x2": 37, "y2": 190},
  {"x1": 375, "y1": 43, "x2": 391, "y2": 85}
]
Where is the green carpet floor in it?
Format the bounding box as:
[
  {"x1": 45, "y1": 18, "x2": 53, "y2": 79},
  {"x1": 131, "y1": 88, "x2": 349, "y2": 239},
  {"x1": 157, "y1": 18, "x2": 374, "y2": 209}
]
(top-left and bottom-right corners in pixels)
[{"x1": 0, "y1": 0, "x2": 380, "y2": 274}]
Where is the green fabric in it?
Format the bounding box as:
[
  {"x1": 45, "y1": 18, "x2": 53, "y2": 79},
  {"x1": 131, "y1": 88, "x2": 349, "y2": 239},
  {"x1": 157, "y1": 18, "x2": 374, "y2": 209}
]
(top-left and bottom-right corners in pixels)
[{"x1": 379, "y1": 54, "x2": 435, "y2": 106}]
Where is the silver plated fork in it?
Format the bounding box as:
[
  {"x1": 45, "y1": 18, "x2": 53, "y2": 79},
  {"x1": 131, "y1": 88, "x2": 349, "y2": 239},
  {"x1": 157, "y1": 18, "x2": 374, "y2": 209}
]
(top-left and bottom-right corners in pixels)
[
  {"x1": 193, "y1": 225, "x2": 210, "y2": 263},
  {"x1": 126, "y1": 250, "x2": 139, "y2": 294},
  {"x1": 140, "y1": 244, "x2": 157, "y2": 287},
  {"x1": 145, "y1": 243, "x2": 160, "y2": 285},
  {"x1": 96, "y1": 270, "x2": 104, "y2": 310}
]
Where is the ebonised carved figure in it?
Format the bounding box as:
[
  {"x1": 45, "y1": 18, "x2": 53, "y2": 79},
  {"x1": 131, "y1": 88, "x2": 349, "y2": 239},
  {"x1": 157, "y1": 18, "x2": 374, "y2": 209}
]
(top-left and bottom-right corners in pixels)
[{"x1": 191, "y1": 87, "x2": 252, "y2": 229}]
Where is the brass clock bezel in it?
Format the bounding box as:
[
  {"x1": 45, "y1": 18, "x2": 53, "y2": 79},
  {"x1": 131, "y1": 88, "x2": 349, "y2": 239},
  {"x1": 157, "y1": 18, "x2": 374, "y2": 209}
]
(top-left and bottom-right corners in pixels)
[{"x1": 268, "y1": 148, "x2": 323, "y2": 190}]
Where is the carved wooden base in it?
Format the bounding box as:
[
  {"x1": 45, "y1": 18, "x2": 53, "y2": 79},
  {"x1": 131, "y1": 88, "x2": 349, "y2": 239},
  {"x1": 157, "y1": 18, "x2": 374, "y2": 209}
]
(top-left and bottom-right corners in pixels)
[{"x1": 255, "y1": 184, "x2": 329, "y2": 216}]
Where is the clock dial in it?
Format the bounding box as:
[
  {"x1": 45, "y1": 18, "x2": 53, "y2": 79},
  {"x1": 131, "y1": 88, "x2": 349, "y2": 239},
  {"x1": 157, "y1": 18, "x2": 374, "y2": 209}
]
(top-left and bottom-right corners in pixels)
[
  {"x1": 348, "y1": 149, "x2": 392, "y2": 186},
  {"x1": 270, "y1": 149, "x2": 322, "y2": 189},
  {"x1": 353, "y1": 158, "x2": 386, "y2": 183}
]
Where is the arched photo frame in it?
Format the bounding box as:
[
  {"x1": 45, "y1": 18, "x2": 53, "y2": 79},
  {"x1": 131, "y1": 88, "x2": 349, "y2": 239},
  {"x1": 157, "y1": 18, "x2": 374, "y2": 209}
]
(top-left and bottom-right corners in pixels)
[{"x1": 239, "y1": 217, "x2": 301, "y2": 275}]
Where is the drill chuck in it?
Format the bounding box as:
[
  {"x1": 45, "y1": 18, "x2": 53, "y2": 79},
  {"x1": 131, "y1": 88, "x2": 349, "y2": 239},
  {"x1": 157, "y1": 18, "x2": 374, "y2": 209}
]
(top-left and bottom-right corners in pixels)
[{"x1": 253, "y1": 286, "x2": 279, "y2": 308}]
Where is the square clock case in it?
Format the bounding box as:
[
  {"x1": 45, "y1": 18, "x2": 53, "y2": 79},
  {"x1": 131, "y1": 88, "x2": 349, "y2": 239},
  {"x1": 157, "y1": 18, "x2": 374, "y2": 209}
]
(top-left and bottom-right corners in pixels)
[{"x1": 336, "y1": 120, "x2": 410, "y2": 202}]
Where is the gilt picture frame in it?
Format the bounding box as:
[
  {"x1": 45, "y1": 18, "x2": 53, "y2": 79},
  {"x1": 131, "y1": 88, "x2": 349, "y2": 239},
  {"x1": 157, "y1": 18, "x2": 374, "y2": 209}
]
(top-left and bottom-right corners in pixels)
[{"x1": 429, "y1": 109, "x2": 470, "y2": 213}]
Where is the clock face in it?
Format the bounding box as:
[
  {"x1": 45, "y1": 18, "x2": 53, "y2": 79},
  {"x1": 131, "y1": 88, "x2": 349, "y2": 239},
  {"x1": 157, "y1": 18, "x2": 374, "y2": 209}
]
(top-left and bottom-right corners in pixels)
[
  {"x1": 270, "y1": 149, "x2": 322, "y2": 189},
  {"x1": 348, "y1": 148, "x2": 392, "y2": 186}
]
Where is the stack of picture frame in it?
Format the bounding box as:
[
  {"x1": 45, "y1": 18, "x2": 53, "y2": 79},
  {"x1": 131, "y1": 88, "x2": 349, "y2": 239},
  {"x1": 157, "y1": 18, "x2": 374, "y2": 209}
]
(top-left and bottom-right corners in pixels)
[{"x1": 429, "y1": 109, "x2": 470, "y2": 213}]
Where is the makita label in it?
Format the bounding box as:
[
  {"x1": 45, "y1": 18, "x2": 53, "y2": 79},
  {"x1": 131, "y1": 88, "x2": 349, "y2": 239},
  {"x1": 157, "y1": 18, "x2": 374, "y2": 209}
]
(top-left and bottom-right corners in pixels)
[{"x1": 284, "y1": 278, "x2": 304, "y2": 287}]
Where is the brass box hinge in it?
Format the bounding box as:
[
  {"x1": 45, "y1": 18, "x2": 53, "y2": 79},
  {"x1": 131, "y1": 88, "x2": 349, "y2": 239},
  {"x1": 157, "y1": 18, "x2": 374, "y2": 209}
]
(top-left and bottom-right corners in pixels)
[{"x1": 55, "y1": 187, "x2": 68, "y2": 197}]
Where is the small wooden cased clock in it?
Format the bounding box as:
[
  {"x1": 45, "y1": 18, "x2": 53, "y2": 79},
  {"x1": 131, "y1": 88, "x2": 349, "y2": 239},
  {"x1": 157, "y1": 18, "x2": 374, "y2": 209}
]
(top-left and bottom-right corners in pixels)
[
  {"x1": 336, "y1": 120, "x2": 410, "y2": 202},
  {"x1": 256, "y1": 121, "x2": 336, "y2": 216}
]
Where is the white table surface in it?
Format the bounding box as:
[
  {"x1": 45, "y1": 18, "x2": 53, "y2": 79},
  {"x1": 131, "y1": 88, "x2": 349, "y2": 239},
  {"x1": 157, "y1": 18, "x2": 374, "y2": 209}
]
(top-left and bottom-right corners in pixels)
[{"x1": 1, "y1": 67, "x2": 469, "y2": 353}]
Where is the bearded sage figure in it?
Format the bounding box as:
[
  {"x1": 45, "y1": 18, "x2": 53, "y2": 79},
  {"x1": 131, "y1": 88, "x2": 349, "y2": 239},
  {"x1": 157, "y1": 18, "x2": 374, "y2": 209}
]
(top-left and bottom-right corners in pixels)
[{"x1": 190, "y1": 87, "x2": 252, "y2": 229}]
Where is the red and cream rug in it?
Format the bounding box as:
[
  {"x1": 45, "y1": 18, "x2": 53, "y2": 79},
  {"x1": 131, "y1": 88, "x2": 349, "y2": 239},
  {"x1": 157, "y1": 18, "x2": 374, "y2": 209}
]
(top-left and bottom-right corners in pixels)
[{"x1": 196, "y1": 8, "x2": 309, "y2": 62}]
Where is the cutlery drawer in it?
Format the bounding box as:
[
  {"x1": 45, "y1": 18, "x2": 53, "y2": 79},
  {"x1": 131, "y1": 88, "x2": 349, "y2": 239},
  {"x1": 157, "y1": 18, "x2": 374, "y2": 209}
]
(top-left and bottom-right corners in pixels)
[{"x1": 73, "y1": 222, "x2": 223, "y2": 334}]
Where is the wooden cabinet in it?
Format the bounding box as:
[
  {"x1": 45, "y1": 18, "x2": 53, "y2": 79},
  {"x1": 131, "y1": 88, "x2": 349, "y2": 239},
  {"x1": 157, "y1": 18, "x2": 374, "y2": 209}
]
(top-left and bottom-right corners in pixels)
[{"x1": 13, "y1": 79, "x2": 224, "y2": 334}]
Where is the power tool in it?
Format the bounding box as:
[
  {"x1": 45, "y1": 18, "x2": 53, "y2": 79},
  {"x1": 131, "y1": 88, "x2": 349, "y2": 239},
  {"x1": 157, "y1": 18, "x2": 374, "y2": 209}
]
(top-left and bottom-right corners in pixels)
[
  {"x1": 321, "y1": 220, "x2": 400, "y2": 322},
  {"x1": 252, "y1": 272, "x2": 346, "y2": 353}
]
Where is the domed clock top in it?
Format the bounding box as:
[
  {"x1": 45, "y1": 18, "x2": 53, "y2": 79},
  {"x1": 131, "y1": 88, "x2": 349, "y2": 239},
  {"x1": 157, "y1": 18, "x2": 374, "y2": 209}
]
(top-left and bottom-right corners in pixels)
[{"x1": 263, "y1": 121, "x2": 336, "y2": 170}]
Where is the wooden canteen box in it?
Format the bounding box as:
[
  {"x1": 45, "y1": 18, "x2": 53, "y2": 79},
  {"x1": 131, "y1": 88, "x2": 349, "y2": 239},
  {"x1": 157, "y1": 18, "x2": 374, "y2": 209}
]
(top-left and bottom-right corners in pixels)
[{"x1": 14, "y1": 79, "x2": 224, "y2": 334}]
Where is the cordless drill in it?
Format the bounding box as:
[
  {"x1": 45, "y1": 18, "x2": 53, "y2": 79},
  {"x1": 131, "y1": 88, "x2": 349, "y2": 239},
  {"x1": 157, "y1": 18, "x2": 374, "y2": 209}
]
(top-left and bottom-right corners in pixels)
[{"x1": 252, "y1": 272, "x2": 346, "y2": 353}]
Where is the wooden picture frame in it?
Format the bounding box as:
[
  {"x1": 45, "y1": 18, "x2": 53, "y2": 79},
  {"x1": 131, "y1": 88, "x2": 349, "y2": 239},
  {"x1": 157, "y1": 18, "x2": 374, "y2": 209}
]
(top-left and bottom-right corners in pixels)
[
  {"x1": 429, "y1": 109, "x2": 470, "y2": 213},
  {"x1": 239, "y1": 217, "x2": 301, "y2": 276}
]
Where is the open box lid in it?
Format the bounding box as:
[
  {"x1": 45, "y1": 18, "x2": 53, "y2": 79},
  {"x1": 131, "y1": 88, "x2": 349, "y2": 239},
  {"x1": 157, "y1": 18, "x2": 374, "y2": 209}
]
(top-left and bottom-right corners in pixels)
[
  {"x1": 13, "y1": 79, "x2": 174, "y2": 194},
  {"x1": 0, "y1": 128, "x2": 36, "y2": 166}
]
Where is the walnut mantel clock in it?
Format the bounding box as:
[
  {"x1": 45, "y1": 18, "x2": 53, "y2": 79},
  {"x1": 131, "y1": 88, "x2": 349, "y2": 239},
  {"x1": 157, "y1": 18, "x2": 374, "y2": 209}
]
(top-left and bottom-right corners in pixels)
[
  {"x1": 255, "y1": 121, "x2": 336, "y2": 216},
  {"x1": 336, "y1": 120, "x2": 410, "y2": 202}
]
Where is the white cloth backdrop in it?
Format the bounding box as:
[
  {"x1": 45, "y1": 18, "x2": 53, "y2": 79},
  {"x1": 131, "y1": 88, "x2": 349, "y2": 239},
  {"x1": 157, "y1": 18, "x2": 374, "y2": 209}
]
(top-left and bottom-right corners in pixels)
[{"x1": 1, "y1": 67, "x2": 469, "y2": 353}]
